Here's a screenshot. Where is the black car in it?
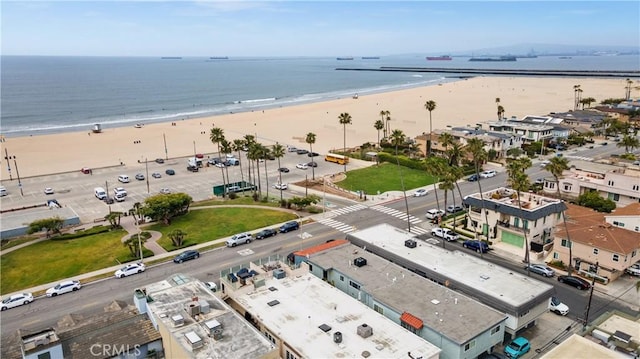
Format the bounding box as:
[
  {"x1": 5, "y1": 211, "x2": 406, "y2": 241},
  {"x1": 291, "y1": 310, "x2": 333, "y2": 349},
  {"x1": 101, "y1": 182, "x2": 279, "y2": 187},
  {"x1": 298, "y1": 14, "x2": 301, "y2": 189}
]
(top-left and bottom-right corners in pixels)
[
  {"x1": 296, "y1": 149, "x2": 309, "y2": 155},
  {"x1": 255, "y1": 228, "x2": 277, "y2": 240},
  {"x1": 557, "y1": 275, "x2": 590, "y2": 290},
  {"x1": 187, "y1": 165, "x2": 199, "y2": 172},
  {"x1": 104, "y1": 197, "x2": 115, "y2": 204},
  {"x1": 307, "y1": 161, "x2": 318, "y2": 167},
  {"x1": 307, "y1": 152, "x2": 319, "y2": 157},
  {"x1": 278, "y1": 167, "x2": 290, "y2": 173},
  {"x1": 155, "y1": 158, "x2": 165, "y2": 164},
  {"x1": 173, "y1": 250, "x2": 200, "y2": 263},
  {"x1": 467, "y1": 174, "x2": 478, "y2": 182},
  {"x1": 165, "y1": 169, "x2": 175, "y2": 175},
  {"x1": 279, "y1": 221, "x2": 300, "y2": 233}
]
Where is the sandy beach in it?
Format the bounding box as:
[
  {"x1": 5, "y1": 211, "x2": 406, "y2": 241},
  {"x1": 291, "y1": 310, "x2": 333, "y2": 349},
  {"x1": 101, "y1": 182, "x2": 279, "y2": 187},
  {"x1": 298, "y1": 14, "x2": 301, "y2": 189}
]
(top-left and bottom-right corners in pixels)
[{"x1": 1, "y1": 76, "x2": 635, "y2": 179}]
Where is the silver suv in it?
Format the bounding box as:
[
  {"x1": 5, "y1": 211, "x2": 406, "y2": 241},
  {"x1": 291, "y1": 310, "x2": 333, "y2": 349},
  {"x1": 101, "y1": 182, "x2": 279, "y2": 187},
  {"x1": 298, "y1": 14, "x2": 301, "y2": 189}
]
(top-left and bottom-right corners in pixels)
[{"x1": 226, "y1": 233, "x2": 252, "y2": 247}]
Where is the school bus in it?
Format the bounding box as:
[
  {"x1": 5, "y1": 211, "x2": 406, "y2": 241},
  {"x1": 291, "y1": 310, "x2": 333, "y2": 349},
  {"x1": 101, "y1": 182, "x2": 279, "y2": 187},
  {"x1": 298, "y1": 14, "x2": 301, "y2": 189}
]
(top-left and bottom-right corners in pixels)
[{"x1": 324, "y1": 153, "x2": 349, "y2": 165}]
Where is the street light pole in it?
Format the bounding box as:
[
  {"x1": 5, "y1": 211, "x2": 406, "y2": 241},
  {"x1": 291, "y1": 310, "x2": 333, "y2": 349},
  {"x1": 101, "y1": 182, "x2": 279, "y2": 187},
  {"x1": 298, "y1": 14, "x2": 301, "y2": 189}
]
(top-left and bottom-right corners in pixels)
[
  {"x1": 13, "y1": 157, "x2": 23, "y2": 196},
  {"x1": 145, "y1": 158, "x2": 150, "y2": 194},
  {"x1": 163, "y1": 133, "x2": 168, "y2": 160},
  {"x1": 4, "y1": 148, "x2": 13, "y2": 181}
]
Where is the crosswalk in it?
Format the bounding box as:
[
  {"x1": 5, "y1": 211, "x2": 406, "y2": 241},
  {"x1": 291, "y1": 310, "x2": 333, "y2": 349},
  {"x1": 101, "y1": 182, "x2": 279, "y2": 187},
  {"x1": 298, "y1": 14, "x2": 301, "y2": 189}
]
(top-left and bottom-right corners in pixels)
[
  {"x1": 563, "y1": 155, "x2": 593, "y2": 161},
  {"x1": 317, "y1": 218, "x2": 356, "y2": 233},
  {"x1": 407, "y1": 226, "x2": 429, "y2": 235},
  {"x1": 323, "y1": 204, "x2": 368, "y2": 218},
  {"x1": 370, "y1": 205, "x2": 423, "y2": 225}
]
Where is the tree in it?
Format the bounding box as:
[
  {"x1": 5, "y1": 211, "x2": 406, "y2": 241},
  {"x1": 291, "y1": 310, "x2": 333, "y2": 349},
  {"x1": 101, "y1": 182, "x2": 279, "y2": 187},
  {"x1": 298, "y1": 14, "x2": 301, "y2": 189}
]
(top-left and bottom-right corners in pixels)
[
  {"x1": 424, "y1": 100, "x2": 436, "y2": 156},
  {"x1": 129, "y1": 202, "x2": 143, "y2": 224},
  {"x1": 425, "y1": 156, "x2": 447, "y2": 219},
  {"x1": 260, "y1": 144, "x2": 271, "y2": 200},
  {"x1": 272, "y1": 142, "x2": 286, "y2": 202},
  {"x1": 580, "y1": 97, "x2": 596, "y2": 109},
  {"x1": 617, "y1": 134, "x2": 640, "y2": 153},
  {"x1": 247, "y1": 142, "x2": 262, "y2": 196},
  {"x1": 123, "y1": 233, "x2": 147, "y2": 258},
  {"x1": 105, "y1": 211, "x2": 123, "y2": 229},
  {"x1": 390, "y1": 129, "x2": 406, "y2": 154},
  {"x1": 543, "y1": 156, "x2": 573, "y2": 274},
  {"x1": 374, "y1": 119, "x2": 384, "y2": 148},
  {"x1": 390, "y1": 128, "x2": 413, "y2": 232},
  {"x1": 439, "y1": 132, "x2": 454, "y2": 154},
  {"x1": 379, "y1": 110, "x2": 390, "y2": 139},
  {"x1": 466, "y1": 138, "x2": 490, "y2": 247},
  {"x1": 306, "y1": 132, "x2": 317, "y2": 180},
  {"x1": 232, "y1": 138, "x2": 246, "y2": 184},
  {"x1": 210, "y1": 127, "x2": 227, "y2": 197},
  {"x1": 288, "y1": 194, "x2": 321, "y2": 210},
  {"x1": 244, "y1": 134, "x2": 256, "y2": 185},
  {"x1": 168, "y1": 229, "x2": 187, "y2": 248},
  {"x1": 573, "y1": 84, "x2": 581, "y2": 111},
  {"x1": 497, "y1": 105, "x2": 505, "y2": 120},
  {"x1": 506, "y1": 157, "x2": 533, "y2": 273},
  {"x1": 27, "y1": 217, "x2": 64, "y2": 238},
  {"x1": 142, "y1": 192, "x2": 193, "y2": 224},
  {"x1": 446, "y1": 142, "x2": 464, "y2": 167},
  {"x1": 625, "y1": 78, "x2": 633, "y2": 100},
  {"x1": 220, "y1": 138, "x2": 233, "y2": 185},
  {"x1": 577, "y1": 191, "x2": 616, "y2": 213},
  {"x1": 338, "y1": 112, "x2": 352, "y2": 172}
]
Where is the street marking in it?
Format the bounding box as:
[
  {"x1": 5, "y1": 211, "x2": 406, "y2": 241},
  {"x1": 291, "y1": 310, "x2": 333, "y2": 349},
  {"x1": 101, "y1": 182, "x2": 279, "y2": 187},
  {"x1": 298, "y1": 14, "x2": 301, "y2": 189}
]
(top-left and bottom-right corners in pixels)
[
  {"x1": 407, "y1": 226, "x2": 429, "y2": 235},
  {"x1": 298, "y1": 232, "x2": 313, "y2": 240},
  {"x1": 237, "y1": 249, "x2": 254, "y2": 256},
  {"x1": 323, "y1": 204, "x2": 368, "y2": 218},
  {"x1": 370, "y1": 205, "x2": 423, "y2": 224},
  {"x1": 318, "y1": 218, "x2": 356, "y2": 233}
]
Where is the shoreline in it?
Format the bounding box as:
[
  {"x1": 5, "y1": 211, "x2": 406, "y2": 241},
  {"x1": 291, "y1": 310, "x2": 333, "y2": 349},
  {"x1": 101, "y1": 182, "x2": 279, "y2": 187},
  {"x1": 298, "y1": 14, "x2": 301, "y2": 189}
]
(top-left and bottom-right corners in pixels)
[{"x1": 1, "y1": 75, "x2": 636, "y2": 179}]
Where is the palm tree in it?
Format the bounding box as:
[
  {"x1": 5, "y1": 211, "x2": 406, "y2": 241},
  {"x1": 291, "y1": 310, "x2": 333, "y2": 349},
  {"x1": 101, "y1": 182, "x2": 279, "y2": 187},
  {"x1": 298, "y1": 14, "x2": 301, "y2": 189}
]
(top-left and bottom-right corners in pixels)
[
  {"x1": 247, "y1": 142, "x2": 261, "y2": 196},
  {"x1": 573, "y1": 84, "x2": 581, "y2": 111},
  {"x1": 259, "y1": 144, "x2": 271, "y2": 200},
  {"x1": 374, "y1": 119, "x2": 384, "y2": 148},
  {"x1": 424, "y1": 100, "x2": 436, "y2": 156},
  {"x1": 385, "y1": 113, "x2": 392, "y2": 140},
  {"x1": 425, "y1": 156, "x2": 446, "y2": 219},
  {"x1": 379, "y1": 110, "x2": 390, "y2": 139},
  {"x1": 272, "y1": 143, "x2": 286, "y2": 202},
  {"x1": 506, "y1": 157, "x2": 533, "y2": 274},
  {"x1": 390, "y1": 129, "x2": 405, "y2": 154},
  {"x1": 625, "y1": 78, "x2": 633, "y2": 100},
  {"x1": 466, "y1": 138, "x2": 490, "y2": 248},
  {"x1": 390, "y1": 129, "x2": 412, "y2": 232},
  {"x1": 244, "y1": 134, "x2": 256, "y2": 185},
  {"x1": 338, "y1": 112, "x2": 352, "y2": 173},
  {"x1": 220, "y1": 138, "x2": 232, "y2": 186},
  {"x1": 544, "y1": 156, "x2": 572, "y2": 275},
  {"x1": 209, "y1": 127, "x2": 227, "y2": 197},
  {"x1": 439, "y1": 163, "x2": 456, "y2": 226},
  {"x1": 497, "y1": 105, "x2": 505, "y2": 120},
  {"x1": 232, "y1": 139, "x2": 246, "y2": 184},
  {"x1": 306, "y1": 132, "x2": 317, "y2": 180},
  {"x1": 439, "y1": 132, "x2": 455, "y2": 154},
  {"x1": 617, "y1": 134, "x2": 640, "y2": 153},
  {"x1": 581, "y1": 97, "x2": 596, "y2": 109}
]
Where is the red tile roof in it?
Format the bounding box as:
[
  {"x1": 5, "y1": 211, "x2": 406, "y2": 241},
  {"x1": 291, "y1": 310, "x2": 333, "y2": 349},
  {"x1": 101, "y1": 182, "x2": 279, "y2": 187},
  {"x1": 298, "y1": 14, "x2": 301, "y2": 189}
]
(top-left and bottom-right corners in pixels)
[
  {"x1": 608, "y1": 203, "x2": 640, "y2": 217},
  {"x1": 400, "y1": 312, "x2": 423, "y2": 330},
  {"x1": 294, "y1": 239, "x2": 349, "y2": 257}
]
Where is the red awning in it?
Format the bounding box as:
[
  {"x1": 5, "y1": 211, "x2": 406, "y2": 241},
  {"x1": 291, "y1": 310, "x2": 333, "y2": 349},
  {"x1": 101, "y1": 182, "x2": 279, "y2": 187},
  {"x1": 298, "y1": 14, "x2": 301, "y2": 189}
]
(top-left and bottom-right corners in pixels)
[{"x1": 400, "y1": 312, "x2": 423, "y2": 330}]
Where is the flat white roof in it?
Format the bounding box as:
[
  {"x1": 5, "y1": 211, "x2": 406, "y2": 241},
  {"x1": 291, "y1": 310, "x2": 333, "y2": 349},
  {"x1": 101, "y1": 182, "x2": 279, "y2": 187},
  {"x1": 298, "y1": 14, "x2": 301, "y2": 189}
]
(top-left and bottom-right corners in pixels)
[
  {"x1": 540, "y1": 334, "x2": 627, "y2": 359},
  {"x1": 346, "y1": 224, "x2": 554, "y2": 315},
  {"x1": 236, "y1": 272, "x2": 441, "y2": 359}
]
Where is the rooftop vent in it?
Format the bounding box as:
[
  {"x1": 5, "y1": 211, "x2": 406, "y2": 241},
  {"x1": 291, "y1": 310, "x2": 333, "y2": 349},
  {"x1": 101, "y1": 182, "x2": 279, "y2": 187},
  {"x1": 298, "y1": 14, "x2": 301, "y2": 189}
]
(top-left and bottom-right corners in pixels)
[
  {"x1": 333, "y1": 331, "x2": 343, "y2": 343},
  {"x1": 273, "y1": 268, "x2": 286, "y2": 279},
  {"x1": 404, "y1": 239, "x2": 417, "y2": 248},
  {"x1": 267, "y1": 300, "x2": 280, "y2": 307},
  {"x1": 319, "y1": 324, "x2": 332, "y2": 332},
  {"x1": 171, "y1": 314, "x2": 184, "y2": 327},
  {"x1": 184, "y1": 331, "x2": 203, "y2": 349},
  {"x1": 354, "y1": 257, "x2": 367, "y2": 267},
  {"x1": 357, "y1": 323, "x2": 373, "y2": 338},
  {"x1": 185, "y1": 301, "x2": 201, "y2": 317}
]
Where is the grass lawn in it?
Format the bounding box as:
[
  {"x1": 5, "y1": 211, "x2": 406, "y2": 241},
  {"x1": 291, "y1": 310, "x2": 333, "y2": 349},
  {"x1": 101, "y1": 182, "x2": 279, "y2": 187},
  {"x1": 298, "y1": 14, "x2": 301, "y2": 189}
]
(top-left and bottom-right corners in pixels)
[
  {"x1": 1, "y1": 229, "x2": 130, "y2": 295},
  {"x1": 150, "y1": 207, "x2": 297, "y2": 251},
  {"x1": 191, "y1": 195, "x2": 280, "y2": 208},
  {"x1": 336, "y1": 163, "x2": 436, "y2": 194}
]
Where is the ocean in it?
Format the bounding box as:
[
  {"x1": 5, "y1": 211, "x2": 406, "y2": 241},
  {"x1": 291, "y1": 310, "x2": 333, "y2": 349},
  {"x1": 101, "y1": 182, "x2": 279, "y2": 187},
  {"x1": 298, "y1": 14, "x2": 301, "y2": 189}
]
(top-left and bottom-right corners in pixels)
[{"x1": 1, "y1": 54, "x2": 638, "y2": 137}]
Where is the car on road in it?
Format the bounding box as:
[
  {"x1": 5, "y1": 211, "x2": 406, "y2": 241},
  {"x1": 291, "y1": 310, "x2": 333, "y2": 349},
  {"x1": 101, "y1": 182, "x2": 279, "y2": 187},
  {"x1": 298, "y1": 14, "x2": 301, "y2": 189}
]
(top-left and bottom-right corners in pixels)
[
  {"x1": 602, "y1": 142, "x2": 608, "y2": 146},
  {"x1": 524, "y1": 263, "x2": 555, "y2": 277},
  {"x1": 625, "y1": 262, "x2": 640, "y2": 276},
  {"x1": 165, "y1": 169, "x2": 175, "y2": 175},
  {"x1": 114, "y1": 187, "x2": 127, "y2": 197},
  {"x1": 173, "y1": 250, "x2": 200, "y2": 263},
  {"x1": 160, "y1": 188, "x2": 171, "y2": 194},
  {"x1": 287, "y1": 146, "x2": 298, "y2": 152},
  {"x1": 504, "y1": 337, "x2": 530, "y2": 359},
  {"x1": 425, "y1": 209, "x2": 445, "y2": 220},
  {"x1": 187, "y1": 165, "x2": 199, "y2": 172},
  {"x1": 255, "y1": 228, "x2": 277, "y2": 240},
  {"x1": 118, "y1": 175, "x2": 130, "y2": 183},
  {"x1": 135, "y1": 173, "x2": 145, "y2": 180},
  {"x1": 1, "y1": 293, "x2": 34, "y2": 311},
  {"x1": 205, "y1": 282, "x2": 217, "y2": 292},
  {"x1": 274, "y1": 183, "x2": 288, "y2": 190},
  {"x1": 479, "y1": 170, "x2": 497, "y2": 178},
  {"x1": 46, "y1": 280, "x2": 81, "y2": 297},
  {"x1": 467, "y1": 174, "x2": 478, "y2": 182},
  {"x1": 296, "y1": 149, "x2": 309, "y2": 155},
  {"x1": 208, "y1": 158, "x2": 221, "y2": 165},
  {"x1": 540, "y1": 160, "x2": 551, "y2": 168},
  {"x1": 152, "y1": 172, "x2": 162, "y2": 178},
  {"x1": 307, "y1": 152, "x2": 319, "y2": 157},
  {"x1": 226, "y1": 232, "x2": 252, "y2": 247},
  {"x1": 462, "y1": 240, "x2": 489, "y2": 253},
  {"x1": 278, "y1": 167, "x2": 290, "y2": 173},
  {"x1": 307, "y1": 161, "x2": 318, "y2": 167},
  {"x1": 534, "y1": 178, "x2": 544, "y2": 185},
  {"x1": 115, "y1": 192, "x2": 126, "y2": 202},
  {"x1": 557, "y1": 275, "x2": 590, "y2": 290},
  {"x1": 548, "y1": 296, "x2": 569, "y2": 316},
  {"x1": 279, "y1": 221, "x2": 300, "y2": 233},
  {"x1": 104, "y1": 197, "x2": 115, "y2": 204},
  {"x1": 114, "y1": 262, "x2": 146, "y2": 278},
  {"x1": 296, "y1": 163, "x2": 308, "y2": 170},
  {"x1": 155, "y1": 158, "x2": 165, "y2": 164},
  {"x1": 431, "y1": 227, "x2": 459, "y2": 241},
  {"x1": 446, "y1": 204, "x2": 464, "y2": 213},
  {"x1": 214, "y1": 162, "x2": 226, "y2": 168},
  {"x1": 44, "y1": 187, "x2": 55, "y2": 195},
  {"x1": 413, "y1": 189, "x2": 428, "y2": 197}
]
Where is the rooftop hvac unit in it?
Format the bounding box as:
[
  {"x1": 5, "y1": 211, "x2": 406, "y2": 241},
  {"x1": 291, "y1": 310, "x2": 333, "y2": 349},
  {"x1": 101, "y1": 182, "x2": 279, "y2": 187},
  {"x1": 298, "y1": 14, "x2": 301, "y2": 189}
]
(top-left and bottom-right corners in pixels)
[
  {"x1": 273, "y1": 268, "x2": 286, "y2": 279},
  {"x1": 357, "y1": 323, "x2": 373, "y2": 338},
  {"x1": 405, "y1": 239, "x2": 417, "y2": 248},
  {"x1": 353, "y1": 257, "x2": 367, "y2": 267},
  {"x1": 204, "y1": 319, "x2": 222, "y2": 334},
  {"x1": 198, "y1": 300, "x2": 210, "y2": 314},
  {"x1": 185, "y1": 301, "x2": 201, "y2": 317},
  {"x1": 171, "y1": 314, "x2": 184, "y2": 327},
  {"x1": 184, "y1": 331, "x2": 203, "y2": 349},
  {"x1": 333, "y1": 331, "x2": 343, "y2": 343},
  {"x1": 212, "y1": 329, "x2": 223, "y2": 341}
]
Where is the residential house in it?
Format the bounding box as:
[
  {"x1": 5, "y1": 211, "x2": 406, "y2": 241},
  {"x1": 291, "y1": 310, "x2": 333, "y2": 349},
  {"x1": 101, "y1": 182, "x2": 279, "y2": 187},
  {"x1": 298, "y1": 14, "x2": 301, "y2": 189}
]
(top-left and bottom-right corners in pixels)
[
  {"x1": 606, "y1": 203, "x2": 640, "y2": 232},
  {"x1": 424, "y1": 127, "x2": 522, "y2": 160},
  {"x1": 484, "y1": 116, "x2": 555, "y2": 144}
]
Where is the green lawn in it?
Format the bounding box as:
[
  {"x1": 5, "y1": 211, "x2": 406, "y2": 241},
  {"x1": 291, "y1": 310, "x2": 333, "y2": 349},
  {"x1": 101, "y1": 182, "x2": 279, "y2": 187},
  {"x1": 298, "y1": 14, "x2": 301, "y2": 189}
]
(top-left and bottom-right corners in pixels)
[
  {"x1": 336, "y1": 163, "x2": 436, "y2": 194},
  {"x1": 149, "y1": 207, "x2": 297, "y2": 251},
  {"x1": 1, "y1": 229, "x2": 129, "y2": 295},
  {"x1": 191, "y1": 195, "x2": 280, "y2": 208}
]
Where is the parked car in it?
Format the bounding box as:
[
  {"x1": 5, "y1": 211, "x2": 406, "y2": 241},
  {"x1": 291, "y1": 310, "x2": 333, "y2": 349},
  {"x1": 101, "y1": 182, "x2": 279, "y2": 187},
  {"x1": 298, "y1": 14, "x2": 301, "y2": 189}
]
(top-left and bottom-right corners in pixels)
[
  {"x1": 46, "y1": 280, "x2": 81, "y2": 297},
  {"x1": 296, "y1": 149, "x2": 309, "y2": 155},
  {"x1": 425, "y1": 209, "x2": 445, "y2": 220},
  {"x1": 1, "y1": 293, "x2": 34, "y2": 311},
  {"x1": 287, "y1": 146, "x2": 298, "y2": 152},
  {"x1": 226, "y1": 232, "x2": 252, "y2": 247},
  {"x1": 165, "y1": 169, "x2": 175, "y2": 175},
  {"x1": 44, "y1": 187, "x2": 55, "y2": 195},
  {"x1": 155, "y1": 158, "x2": 165, "y2": 164},
  {"x1": 115, "y1": 192, "x2": 126, "y2": 202},
  {"x1": 205, "y1": 282, "x2": 217, "y2": 292},
  {"x1": 462, "y1": 240, "x2": 489, "y2": 253},
  {"x1": 279, "y1": 221, "x2": 300, "y2": 233},
  {"x1": 114, "y1": 263, "x2": 146, "y2": 278},
  {"x1": 187, "y1": 165, "x2": 199, "y2": 172},
  {"x1": 479, "y1": 170, "x2": 497, "y2": 178},
  {"x1": 504, "y1": 337, "x2": 530, "y2": 359},
  {"x1": 114, "y1": 187, "x2": 127, "y2": 197},
  {"x1": 214, "y1": 162, "x2": 226, "y2": 168},
  {"x1": 274, "y1": 183, "x2": 288, "y2": 190},
  {"x1": 208, "y1": 157, "x2": 222, "y2": 165},
  {"x1": 118, "y1": 175, "x2": 130, "y2": 183},
  {"x1": 431, "y1": 227, "x2": 459, "y2": 241},
  {"x1": 104, "y1": 197, "x2": 115, "y2": 204},
  {"x1": 160, "y1": 188, "x2": 171, "y2": 194},
  {"x1": 307, "y1": 161, "x2": 318, "y2": 167},
  {"x1": 534, "y1": 178, "x2": 544, "y2": 185},
  {"x1": 152, "y1": 172, "x2": 162, "y2": 178},
  {"x1": 446, "y1": 204, "x2": 464, "y2": 213},
  {"x1": 467, "y1": 174, "x2": 478, "y2": 182},
  {"x1": 173, "y1": 250, "x2": 200, "y2": 263},
  {"x1": 296, "y1": 163, "x2": 308, "y2": 170},
  {"x1": 307, "y1": 152, "x2": 319, "y2": 157},
  {"x1": 135, "y1": 173, "x2": 145, "y2": 180},
  {"x1": 625, "y1": 262, "x2": 640, "y2": 276},
  {"x1": 278, "y1": 167, "x2": 290, "y2": 173},
  {"x1": 557, "y1": 275, "x2": 591, "y2": 290},
  {"x1": 414, "y1": 189, "x2": 428, "y2": 197},
  {"x1": 540, "y1": 160, "x2": 551, "y2": 168},
  {"x1": 525, "y1": 263, "x2": 556, "y2": 277},
  {"x1": 255, "y1": 228, "x2": 277, "y2": 240},
  {"x1": 548, "y1": 296, "x2": 569, "y2": 316}
]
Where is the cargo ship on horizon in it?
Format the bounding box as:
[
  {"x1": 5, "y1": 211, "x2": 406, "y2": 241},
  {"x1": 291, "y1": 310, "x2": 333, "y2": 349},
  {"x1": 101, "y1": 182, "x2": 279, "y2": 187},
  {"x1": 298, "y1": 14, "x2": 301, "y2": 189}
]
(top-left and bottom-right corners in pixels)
[
  {"x1": 469, "y1": 55, "x2": 517, "y2": 62},
  {"x1": 336, "y1": 57, "x2": 354, "y2": 60},
  {"x1": 426, "y1": 55, "x2": 452, "y2": 61}
]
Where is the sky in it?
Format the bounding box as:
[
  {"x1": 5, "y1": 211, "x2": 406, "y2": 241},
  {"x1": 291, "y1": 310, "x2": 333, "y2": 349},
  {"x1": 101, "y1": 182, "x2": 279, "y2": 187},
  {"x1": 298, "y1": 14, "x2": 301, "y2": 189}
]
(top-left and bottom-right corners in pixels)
[{"x1": 2, "y1": 1, "x2": 639, "y2": 57}]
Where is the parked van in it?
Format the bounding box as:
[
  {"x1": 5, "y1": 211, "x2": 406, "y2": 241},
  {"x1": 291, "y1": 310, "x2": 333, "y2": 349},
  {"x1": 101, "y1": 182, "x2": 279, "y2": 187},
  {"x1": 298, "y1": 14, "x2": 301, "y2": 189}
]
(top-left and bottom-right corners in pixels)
[
  {"x1": 188, "y1": 157, "x2": 203, "y2": 168},
  {"x1": 117, "y1": 175, "x2": 130, "y2": 183},
  {"x1": 226, "y1": 158, "x2": 240, "y2": 166},
  {"x1": 94, "y1": 187, "x2": 107, "y2": 200},
  {"x1": 0, "y1": 186, "x2": 7, "y2": 197}
]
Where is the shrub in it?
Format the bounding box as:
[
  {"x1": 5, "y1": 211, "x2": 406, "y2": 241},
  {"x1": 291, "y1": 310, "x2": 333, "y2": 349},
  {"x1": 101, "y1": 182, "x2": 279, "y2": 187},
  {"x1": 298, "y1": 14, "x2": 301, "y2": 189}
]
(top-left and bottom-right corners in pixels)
[
  {"x1": 228, "y1": 192, "x2": 238, "y2": 200},
  {"x1": 51, "y1": 225, "x2": 111, "y2": 240},
  {"x1": 577, "y1": 191, "x2": 616, "y2": 213}
]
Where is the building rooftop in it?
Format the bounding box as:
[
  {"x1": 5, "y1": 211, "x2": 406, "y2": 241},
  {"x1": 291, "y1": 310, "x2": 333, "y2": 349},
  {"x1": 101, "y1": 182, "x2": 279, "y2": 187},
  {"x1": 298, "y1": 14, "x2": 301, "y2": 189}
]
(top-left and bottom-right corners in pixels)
[
  {"x1": 568, "y1": 160, "x2": 623, "y2": 175},
  {"x1": 144, "y1": 274, "x2": 275, "y2": 359},
  {"x1": 540, "y1": 334, "x2": 627, "y2": 359},
  {"x1": 608, "y1": 203, "x2": 640, "y2": 217},
  {"x1": 234, "y1": 272, "x2": 441, "y2": 359},
  {"x1": 464, "y1": 187, "x2": 566, "y2": 221},
  {"x1": 307, "y1": 243, "x2": 506, "y2": 344},
  {"x1": 563, "y1": 204, "x2": 640, "y2": 255},
  {"x1": 346, "y1": 224, "x2": 554, "y2": 315}
]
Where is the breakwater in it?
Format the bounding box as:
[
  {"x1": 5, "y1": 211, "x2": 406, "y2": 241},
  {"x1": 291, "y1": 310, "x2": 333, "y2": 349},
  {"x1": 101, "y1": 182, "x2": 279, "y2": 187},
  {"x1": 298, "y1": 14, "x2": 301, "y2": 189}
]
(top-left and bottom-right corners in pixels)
[{"x1": 336, "y1": 67, "x2": 640, "y2": 78}]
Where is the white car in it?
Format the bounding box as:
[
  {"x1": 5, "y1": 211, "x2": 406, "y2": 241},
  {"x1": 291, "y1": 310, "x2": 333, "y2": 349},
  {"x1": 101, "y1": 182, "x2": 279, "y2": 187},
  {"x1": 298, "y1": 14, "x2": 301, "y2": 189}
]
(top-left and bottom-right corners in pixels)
[
  {"x1": 479, "y1": 170, "x2": 497, "y2": 178},
  {"x1": 549, "y1": 296, "x2": 569, "y2": 316},
  {"x1": 46, "y1": 280, "x2": 81, "y2": 297},
  {"x1": 414, "y1": 189, "x2": 428, "y2": 197},
  {"x1": 296, "y1": 163, "x2": 308, "y2": 170},
  {"x1": 44, "y1": 187, "x2": 54, "y2": 195},
  {"x1": 274, "y1": 183, "x2": 288, "y2": 190},
  {"x1": 114, "y1": 263, "x2": 146, "y2": 278},
  {"x1": 226, "y1": 232, "x2": 252, "y2": 247},
  {"x1": 205, "y1": 282, "x2": 218, "y2": 292},
  {"x1": 215, "y1": 162, "x2": 226, "y2": 168},
  {"x1": 431, "y1": 227, "x2": 459, "y2": 241},
  {"x1": 115, "y1": 192, "x2": 126, "y2": 202},
  {"x1": 425, "y1": 209, "x2": 446, "y2": 220},
  {"x1": 117, "y1": 175, "x2": 130, "y2": 183},
  {"x1": 1, "y1": 292, "x2": 34, "y2": 311},
  {"x1": 626, "y1": 263, "x2": 640, "y2": 276},
  {"x1": 114, "y1": 187, "x2": 127, "y2": 197},
  {"x1": 160, "y1": 188, "x2": 171, "y2": 194},
  {"x1": 540, "y1": 160, "x2": 551, "y2": 168},
  {"x1": 525, "y1": 263, "x2": 556, "y2": 277}
]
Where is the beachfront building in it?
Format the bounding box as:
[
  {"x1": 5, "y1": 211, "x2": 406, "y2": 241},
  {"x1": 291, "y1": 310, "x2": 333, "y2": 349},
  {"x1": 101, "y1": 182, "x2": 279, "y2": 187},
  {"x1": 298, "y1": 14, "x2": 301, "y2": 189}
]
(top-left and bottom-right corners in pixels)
[
  {"x1": 306, "y1": 241, "x2": 507, "y2": 359},
  {"x1": 542, "y1": 160, "x2": 640, "y2": 207},
  {"x1": 133, "y1": 273, "x2": 277, "y2": 359},
  {"x1": 605, "y1": 203, "x2": 640, "y2": 232},
  {"x1": 421, "y1": 127, "x2": 522, "y2": 160},
  {"x1": 223, "y1": 269, "x2": 441, "y2": 359},
  {"x1": 345, "y1": 224, "x2": 554, "y2": 341},
  {"x1": 484, "y1": 116, "x2": 555, "y2": 144},
  {"x1": 550, "y1": 204, "x2": 640, "y2": 283},
  {"x1": 547, "y1": 110, "x2": 606, "y2": 134},
  {"x1": 463, "y1": 187, "x2": 566, "y2": 257}
]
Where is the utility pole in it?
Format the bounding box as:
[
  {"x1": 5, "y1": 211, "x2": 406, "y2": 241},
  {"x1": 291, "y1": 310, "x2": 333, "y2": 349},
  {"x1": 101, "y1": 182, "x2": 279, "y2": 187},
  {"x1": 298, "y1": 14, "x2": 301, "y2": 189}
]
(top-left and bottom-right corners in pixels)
[
  {"x1": 583, "y1": 261, "x2": 599, "y2": 330},
  {"x1": 145, "y1": 158, "x2": 150, "y2": 194},
  {"x1": 163, "y1": 133, "x2": 168, "y2": 160},
  {"x1": 13, "y1": 157, "x2": 23, "y2": 196},
  {"x1": 4, "y1": 148, "x2": 13, "y2": 180}
]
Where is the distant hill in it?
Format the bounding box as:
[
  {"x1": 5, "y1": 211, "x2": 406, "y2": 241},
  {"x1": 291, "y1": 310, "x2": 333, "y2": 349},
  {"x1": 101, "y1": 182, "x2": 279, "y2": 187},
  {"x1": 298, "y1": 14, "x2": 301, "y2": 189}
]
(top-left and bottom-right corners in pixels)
[{"x1": 413, "y1": 43, "x2": 639, "y2": 57}]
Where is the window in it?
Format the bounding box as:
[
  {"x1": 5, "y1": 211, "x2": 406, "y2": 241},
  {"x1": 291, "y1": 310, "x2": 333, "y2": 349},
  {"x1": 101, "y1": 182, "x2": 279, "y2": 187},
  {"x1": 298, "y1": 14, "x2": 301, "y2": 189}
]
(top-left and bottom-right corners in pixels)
[
  {"x1": 374, "y1": 304, "x2": 384, "y2": 315},
  {"x1": 608, "y1": 193, "x2": 620, "y2": 201},
  {"x1": 543, "y1": 216, "x2": 547, "y2": 224},
  {"x1": 608, "y1": 180, "x2": 614, "y2": 186},
  {"x1": 561, "y1": 239, "x2": 572, "y2": 248},
  {"x1": 633, "y1": 184, "x2": 639, "y2": 191},
  {"x1": 464, "y1": 340, "x2": 476, "y2": 351},
  {"x1": 593, "y1": 248, "x2": 599, "y2": 255},
  {"x1": 349, "y1": 281, "x2": 361, "y2": 290},
  {"x1": 553, "y1": 252, "x2": 559, "y2": 259},
  {"x1": 37, "y1": 353, "x2": 51, "y2": 359},
  {"x1": 339, "y1": 275, "x2": 344, "y2": 282},
  {"x1": 514, "y1": 218, "x2": 520, "y2": 227},
  {"x1": 491, "y1": 325, "x2": 500, "y2": 335},
  {"x1": 613, "y1": 254, "x2": 620, "y2": 262},
  {"x1": 264, "y1": 331, "x2": 276, "y2": 344},
  {"x1": 309, "y1": 264, "x2": 313, "y2": 271},
  {"x1": 563, "y1": 183, "x2": 572, "y2": 192},
  {"x1": 613, "y1": 221, "x2": 625, "y2": 228},
  {"x1": 632, "y1": 250, "x2": 637, "y2": 257},
  {"x1": 523, "y1": 220, "x2": 529, "y2": 230},
  {"x1": 286, "y1": 350, "x2": 298, "y2": 359}
]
